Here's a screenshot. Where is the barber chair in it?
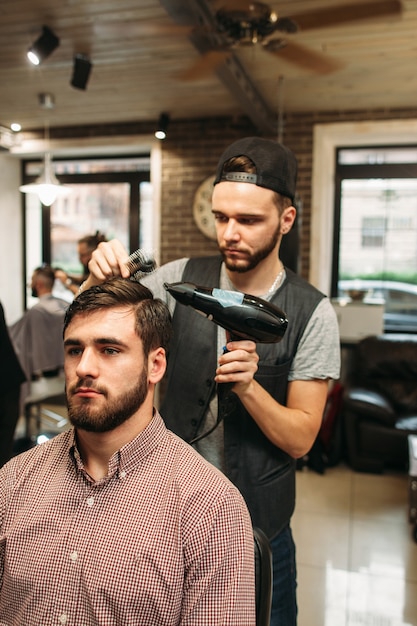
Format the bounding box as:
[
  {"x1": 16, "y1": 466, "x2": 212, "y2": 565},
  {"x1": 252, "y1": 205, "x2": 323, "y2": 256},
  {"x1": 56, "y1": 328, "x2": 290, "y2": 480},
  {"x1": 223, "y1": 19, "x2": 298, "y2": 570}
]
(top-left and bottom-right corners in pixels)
[
  {"x1": 343, "y1": 334, "x2": 417, "y2": 473},
  {"x1": 254, "y1": 527, "x2": 273, "y2": 626}
]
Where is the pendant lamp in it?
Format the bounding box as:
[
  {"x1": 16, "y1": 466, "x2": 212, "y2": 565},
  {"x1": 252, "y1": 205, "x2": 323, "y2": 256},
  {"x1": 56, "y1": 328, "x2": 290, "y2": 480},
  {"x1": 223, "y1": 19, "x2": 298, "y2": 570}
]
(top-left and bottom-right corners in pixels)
[{"x1": 19, "y1": 152, "x2": 72, "y2": 206}]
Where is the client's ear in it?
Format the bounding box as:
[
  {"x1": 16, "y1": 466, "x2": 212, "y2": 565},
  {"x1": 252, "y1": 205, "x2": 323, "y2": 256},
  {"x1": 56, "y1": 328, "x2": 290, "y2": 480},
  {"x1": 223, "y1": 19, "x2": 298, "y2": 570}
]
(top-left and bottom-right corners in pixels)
[{"x1": 148, "y1": 347, "x2": 166, "y2": 384}]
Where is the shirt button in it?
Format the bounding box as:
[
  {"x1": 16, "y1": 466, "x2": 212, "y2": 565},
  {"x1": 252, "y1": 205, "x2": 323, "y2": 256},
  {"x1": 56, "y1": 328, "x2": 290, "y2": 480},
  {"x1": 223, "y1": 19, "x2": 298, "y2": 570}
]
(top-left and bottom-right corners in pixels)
[
  {"x1": 58, "y1": 614, "x2": 68, "y2": 624},
  {"x1": 198, "y1": 398, "x2": 205, "y2": 406},
  {"x1": 87, "y1": 496, "x2": 95, "y2": 506},
  {"x1": 70, "y1": 551, "x2": 78, "y2": 562},
  {"x1": 119, "y1": 470, "x2": 127, "y2": 479}
]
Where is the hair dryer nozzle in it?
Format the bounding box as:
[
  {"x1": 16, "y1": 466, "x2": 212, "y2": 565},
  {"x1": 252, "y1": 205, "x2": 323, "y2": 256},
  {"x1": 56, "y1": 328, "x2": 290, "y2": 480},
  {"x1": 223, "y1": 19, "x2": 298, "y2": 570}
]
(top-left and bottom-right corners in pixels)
[{"x1": 164, "y1": 281, "x2": 287, "y2": 343}]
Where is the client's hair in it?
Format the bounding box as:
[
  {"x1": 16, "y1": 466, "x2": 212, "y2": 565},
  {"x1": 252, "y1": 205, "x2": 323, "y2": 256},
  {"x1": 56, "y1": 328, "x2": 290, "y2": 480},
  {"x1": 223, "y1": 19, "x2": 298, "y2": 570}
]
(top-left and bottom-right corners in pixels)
[{"x1": 63, "y1": 277, "x2": 172, "y2": 357}]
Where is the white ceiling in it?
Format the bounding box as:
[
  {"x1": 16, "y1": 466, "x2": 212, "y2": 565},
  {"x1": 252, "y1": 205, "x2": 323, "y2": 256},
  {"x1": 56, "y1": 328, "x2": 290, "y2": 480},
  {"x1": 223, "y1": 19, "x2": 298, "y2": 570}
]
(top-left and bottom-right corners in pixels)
[{"x1": 0, "y1": 0, "x2": 415, "y2": 135}]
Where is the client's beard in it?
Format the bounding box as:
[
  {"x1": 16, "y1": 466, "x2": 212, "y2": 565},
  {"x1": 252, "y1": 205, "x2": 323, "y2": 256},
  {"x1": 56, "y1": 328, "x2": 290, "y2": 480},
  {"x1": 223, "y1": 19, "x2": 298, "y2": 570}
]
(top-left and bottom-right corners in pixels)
[{"x1": 67, "y1": 369, "x2": 148, "y2": 433}]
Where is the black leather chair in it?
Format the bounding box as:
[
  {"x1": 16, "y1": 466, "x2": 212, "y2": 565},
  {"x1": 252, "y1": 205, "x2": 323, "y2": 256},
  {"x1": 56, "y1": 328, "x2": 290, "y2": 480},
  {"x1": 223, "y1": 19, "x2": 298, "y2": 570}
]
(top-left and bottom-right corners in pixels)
[
  {"x1": 343, "y1": 334, "x2": 417, "y2": 473},
  {"x1": 254, "y1": 527, "x2": 273, "y2": 626}
]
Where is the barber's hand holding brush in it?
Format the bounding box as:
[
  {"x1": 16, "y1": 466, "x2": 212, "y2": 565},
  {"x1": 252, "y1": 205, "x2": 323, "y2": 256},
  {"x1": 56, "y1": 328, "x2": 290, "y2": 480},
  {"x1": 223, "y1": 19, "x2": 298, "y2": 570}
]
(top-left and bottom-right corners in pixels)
[{"x1": 78, "y1": 239, "x2": 156, "y2": 294}]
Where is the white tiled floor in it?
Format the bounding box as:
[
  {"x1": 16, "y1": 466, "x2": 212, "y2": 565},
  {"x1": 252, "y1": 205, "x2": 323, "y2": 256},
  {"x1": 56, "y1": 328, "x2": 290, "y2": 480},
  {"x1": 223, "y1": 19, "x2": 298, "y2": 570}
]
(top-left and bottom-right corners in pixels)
[{"x1": 293, "y1": 464, "x2": 417, "y2": 626}]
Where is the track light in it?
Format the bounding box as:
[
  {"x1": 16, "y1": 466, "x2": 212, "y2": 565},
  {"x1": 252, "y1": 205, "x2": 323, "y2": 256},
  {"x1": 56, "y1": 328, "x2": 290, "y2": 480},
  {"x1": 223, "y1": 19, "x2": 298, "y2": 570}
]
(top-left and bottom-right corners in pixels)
[
  {"x1": 155, "y1": 113, "x2": 170, "y2": 140},
  {"x1": 27, "y1": 26, "x2": 60, "y2": 66},
  {"x1": 70, "y1": 54, "x2": 93, "y2": 90}
]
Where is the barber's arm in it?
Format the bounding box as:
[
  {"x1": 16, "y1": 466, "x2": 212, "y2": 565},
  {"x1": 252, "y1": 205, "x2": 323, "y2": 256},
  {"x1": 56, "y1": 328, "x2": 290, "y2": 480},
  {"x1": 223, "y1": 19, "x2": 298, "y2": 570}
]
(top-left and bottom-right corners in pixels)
[
  {"x1": 54, "y1": 270, "x2": 80, "y2": 295},
  {"x1": 215, "y1": 339, "x2": 328, "y2": 458}
]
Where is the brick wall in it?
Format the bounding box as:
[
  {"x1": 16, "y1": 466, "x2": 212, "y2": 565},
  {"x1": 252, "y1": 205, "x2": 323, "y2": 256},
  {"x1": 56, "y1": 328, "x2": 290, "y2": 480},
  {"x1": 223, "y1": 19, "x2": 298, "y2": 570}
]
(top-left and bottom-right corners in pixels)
[
  {"x1": 160, "y1": 108, "x2": 417, "y2": 278},
  {"x1": 158, "y1": 117, "x2": 259, "y2": 265},
  {"x1": 45, "y1": 108, "x2": 417, "y2": 278}
]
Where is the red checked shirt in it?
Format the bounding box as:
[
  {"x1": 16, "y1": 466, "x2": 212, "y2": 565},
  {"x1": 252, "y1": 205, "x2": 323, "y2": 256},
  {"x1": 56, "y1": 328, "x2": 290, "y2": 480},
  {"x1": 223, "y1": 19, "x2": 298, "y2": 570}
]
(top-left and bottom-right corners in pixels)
[{"x1": 0, "y1": 411, "x2": 255, "y2": 625}]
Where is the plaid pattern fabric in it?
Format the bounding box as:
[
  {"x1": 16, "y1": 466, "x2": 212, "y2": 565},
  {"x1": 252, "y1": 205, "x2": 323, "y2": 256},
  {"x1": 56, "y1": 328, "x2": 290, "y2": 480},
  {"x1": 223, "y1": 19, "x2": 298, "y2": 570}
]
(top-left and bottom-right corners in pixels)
[{"x1": 0, "y1": 412, "x2": 255, "y2": 625}]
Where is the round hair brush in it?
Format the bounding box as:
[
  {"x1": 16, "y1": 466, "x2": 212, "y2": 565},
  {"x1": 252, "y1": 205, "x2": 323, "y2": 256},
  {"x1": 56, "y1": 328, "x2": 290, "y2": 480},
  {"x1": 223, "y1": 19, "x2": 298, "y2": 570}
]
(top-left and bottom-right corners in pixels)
[{"x1": 126, "y1": 249, "x2": 157, "y2": 281}]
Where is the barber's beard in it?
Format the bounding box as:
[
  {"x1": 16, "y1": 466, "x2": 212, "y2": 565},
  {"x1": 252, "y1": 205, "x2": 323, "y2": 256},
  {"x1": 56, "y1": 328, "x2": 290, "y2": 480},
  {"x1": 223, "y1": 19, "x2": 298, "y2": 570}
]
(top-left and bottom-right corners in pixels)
[
  {"x1": 220, "y1": 223, "x2": 281, "y2": 273},
  {"x1": 67, "y1": 369, "x2": 148, "y2": 433}
]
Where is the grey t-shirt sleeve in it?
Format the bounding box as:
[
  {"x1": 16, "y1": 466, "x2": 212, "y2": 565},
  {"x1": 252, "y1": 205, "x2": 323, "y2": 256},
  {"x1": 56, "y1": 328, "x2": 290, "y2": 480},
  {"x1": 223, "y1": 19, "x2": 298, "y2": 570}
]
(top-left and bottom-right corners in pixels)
[
  {"x1": 289, "y1": 297, "x2": 341, "y2": 382},
  {"x1": 140, "y1": 258, "x2": 189, "y2": 315}
]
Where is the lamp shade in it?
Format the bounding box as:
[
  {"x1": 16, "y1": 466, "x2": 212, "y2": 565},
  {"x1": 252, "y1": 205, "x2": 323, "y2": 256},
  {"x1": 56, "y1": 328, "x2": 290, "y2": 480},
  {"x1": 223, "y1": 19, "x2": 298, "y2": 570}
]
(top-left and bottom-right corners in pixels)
[{"x1": 19, "y1": 153, "x2": 72, "y2": 206}]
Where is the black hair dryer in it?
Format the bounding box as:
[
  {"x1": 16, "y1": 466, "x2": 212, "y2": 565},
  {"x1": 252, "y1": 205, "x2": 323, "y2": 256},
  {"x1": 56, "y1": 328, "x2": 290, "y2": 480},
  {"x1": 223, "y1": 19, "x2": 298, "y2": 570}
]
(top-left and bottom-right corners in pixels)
[{"x1": 164, "y1": 282, "x2": 288, "y2": 343}]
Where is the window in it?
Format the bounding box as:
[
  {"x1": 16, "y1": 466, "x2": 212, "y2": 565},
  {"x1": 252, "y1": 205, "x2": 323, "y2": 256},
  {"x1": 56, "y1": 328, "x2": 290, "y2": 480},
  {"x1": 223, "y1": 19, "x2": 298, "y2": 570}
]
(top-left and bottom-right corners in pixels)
[
  {"x1": 332, "y1": 146, "x2": 417, "y2": 333},
  {"x1": 22, "y1": 155, "x2": 151, "y2": 306},
  {"x1": 361, "y1": 216, "x2": 386, "y2": 248}
]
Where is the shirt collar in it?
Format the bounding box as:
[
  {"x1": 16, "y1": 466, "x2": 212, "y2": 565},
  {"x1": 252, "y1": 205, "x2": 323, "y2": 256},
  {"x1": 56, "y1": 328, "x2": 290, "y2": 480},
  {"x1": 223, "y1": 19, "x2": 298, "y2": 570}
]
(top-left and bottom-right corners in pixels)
[{"x1": 69, "y1": 410, "x2": 167, "y2": 482}]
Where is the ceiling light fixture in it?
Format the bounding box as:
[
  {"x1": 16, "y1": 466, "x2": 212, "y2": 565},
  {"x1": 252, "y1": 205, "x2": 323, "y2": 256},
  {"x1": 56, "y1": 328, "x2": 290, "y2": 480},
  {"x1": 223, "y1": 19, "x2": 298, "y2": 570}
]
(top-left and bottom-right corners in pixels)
[
  {"x1": 70, "y1": 54, "x2": 93, "y2": 90},
  {"x1": 19, "y1": 152, "x2": 72, "y2": 206},
  {"x1": 155, "y1": 113, "x2": 170, "y2": 140},
  {"x1": 19, "y1": 122, "x2": 71, "y2": 206},
  {"x1": 27, "y1": 26, "x2": 60, "y2": 66}
]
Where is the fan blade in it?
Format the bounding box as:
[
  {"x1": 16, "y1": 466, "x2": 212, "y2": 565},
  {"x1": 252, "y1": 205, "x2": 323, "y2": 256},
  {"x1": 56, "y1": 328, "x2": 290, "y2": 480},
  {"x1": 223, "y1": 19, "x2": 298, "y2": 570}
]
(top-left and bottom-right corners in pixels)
[
  {"x1": 177, "y1": 50, "x2": 231, "y2": 81},
  {"x1": 291, "y1": 0, "x2": 402, "y2": 32},
  {"x1": 266, "y1": 40, "x2": 343, "y2": 75}
]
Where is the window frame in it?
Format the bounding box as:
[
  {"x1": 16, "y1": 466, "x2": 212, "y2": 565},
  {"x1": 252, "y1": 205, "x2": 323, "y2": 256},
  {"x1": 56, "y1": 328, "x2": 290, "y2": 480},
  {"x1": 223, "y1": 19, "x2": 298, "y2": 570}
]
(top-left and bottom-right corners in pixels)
[
  {"x1": 21, "y1": 153, "x2": 150, "y2": 307},
  {"x1": 331, "y1": 145, "x2": 417, "y2": 297}
]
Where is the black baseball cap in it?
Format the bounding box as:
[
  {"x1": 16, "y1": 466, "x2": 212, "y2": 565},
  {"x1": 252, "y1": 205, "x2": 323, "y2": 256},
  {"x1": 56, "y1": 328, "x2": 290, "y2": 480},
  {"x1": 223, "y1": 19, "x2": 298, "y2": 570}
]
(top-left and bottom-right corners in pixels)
[{"x1": 213, "y1": 136, "x2": 298, "y2": 203}]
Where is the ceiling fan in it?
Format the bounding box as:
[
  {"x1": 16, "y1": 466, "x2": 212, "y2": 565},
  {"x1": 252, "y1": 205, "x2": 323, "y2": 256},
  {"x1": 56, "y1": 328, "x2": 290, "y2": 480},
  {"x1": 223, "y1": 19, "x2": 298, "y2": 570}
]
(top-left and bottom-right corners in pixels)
[
  {"x1": 95, "y1": 0, "x2": 403, "y2": 79},
  {"x1": 169, "y1": 0, "x2": 403, "y2": 79}
]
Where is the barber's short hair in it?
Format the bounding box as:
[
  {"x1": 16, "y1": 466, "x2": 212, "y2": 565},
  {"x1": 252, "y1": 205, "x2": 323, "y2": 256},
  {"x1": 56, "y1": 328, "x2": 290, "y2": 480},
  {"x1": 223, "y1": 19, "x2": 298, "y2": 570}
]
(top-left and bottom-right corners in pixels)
[{"x1": 64, "y1": 277, "x2": 172, "y2": 357}]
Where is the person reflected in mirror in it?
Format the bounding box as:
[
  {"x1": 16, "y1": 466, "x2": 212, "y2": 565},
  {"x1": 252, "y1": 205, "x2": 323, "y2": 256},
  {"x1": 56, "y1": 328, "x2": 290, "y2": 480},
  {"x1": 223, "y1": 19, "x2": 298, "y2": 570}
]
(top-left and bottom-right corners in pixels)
[
  {"x1": 55, "y1": 231, "x2": 107, "y2": 296},
  {"x1": 8, "y1": 265, "x2": 69, "y2": 407}
]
